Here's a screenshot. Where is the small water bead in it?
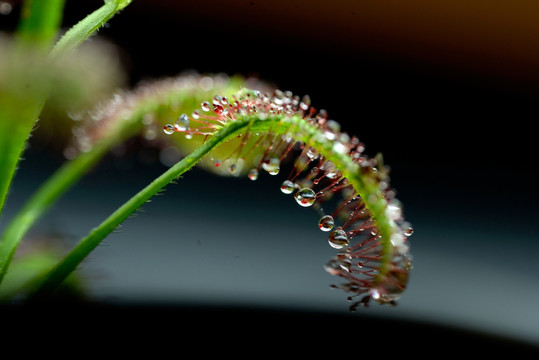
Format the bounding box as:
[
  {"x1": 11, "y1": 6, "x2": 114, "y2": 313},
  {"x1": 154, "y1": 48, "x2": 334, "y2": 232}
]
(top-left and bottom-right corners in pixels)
[
  {"x1": 261, "y1": 156, "x2": 280, "y2": 175},
  {"x1": 213, "y1": 104, "x2": 225, "y2": 114},
  {"x1": 175, "y1": 113, "x2": 189, "y2": 131},
  {"x1": 333, "y1": 141, "x2": 348, "y2": 155},
  {"x1": 294, "y1": 188, "x2": 316, "y2": 207},
  {"x1": 324, "y1": 120, "x2": 341, "y2": 140},
  {"x1": 201, "y1": 101, "x2": 211, "y2": 112},
  {"x1": 402, "y1": 222, "x2": 414, "y2": 237},
  {"x1": 318, "y1": 215, "x2": 335, "y2": 232},
  {"x1": 192, "y1": 110, "x2": 200, "y2": 119},
  {"x1": 214, "y1": 159, "x2": 222, "y2": 167},
  {"x1": 299, "y1": 95, "x2": 311, "y2": 111},
  {"x1": 163, "y1": 124, "x2": 175, "y2": 135},
  {"x1": 328, "y1": 227, "x2": 349, "y2": 249},
  {"x1": 0, "y1": 1, "x2": 13, "y2": 15},
  {"x1": 248, "y1": 168, "x2": 259, "y2": 181},
  {"x1": 280, "y1": 180, "x2": 296, "y2": 194},
  {"x1": 306, "y1": 147, "x2": 318, "y2": 160}
]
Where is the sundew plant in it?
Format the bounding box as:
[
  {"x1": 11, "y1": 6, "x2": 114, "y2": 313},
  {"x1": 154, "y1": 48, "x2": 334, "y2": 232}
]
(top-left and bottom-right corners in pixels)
[{"x1": 0, "y1": 0, "x2": 412, "y2": 309}]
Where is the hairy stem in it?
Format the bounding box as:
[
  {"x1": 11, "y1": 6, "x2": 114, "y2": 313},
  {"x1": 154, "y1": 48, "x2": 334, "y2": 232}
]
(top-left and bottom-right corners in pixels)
[
  {"x1": 0, "y1": 0, "x2": 133, "y2": 286},
  {"x1": 29, "y1": 115, "x2": 257, "y2": 298},
  {"x1": 50, "y1": 0, "x2": 132, "y2": 58},
  {"x1": 0, "y1": 121, "x2": 143, "y2": 285}
]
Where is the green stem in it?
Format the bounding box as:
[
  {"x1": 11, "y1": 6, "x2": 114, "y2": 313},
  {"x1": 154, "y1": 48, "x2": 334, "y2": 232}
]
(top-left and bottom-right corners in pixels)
[
  {"x1": 0, "y1": 121, "x2": 142, "y2": 285},
  {"x1": 0, "y1": 0, "x2": 66, "y2": 219},
  {"x1": 50, "y1": 0, "x2": 132, "y2": 59},
  {"x1": 29, "y1": 115, "x2": 255, "y2": 298},
  {"x1": 16, "y1": 0, "x2": 66, "y2": 50},
  {"x1": 0, "y1": 0, "x2": 133, "y2": 285}
]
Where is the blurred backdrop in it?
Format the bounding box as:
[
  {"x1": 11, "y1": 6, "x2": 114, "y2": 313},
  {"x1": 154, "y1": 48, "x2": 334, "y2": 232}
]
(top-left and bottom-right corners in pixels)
[{"x1": 1, "y1": 0, "x2": 538, "y2": 350}]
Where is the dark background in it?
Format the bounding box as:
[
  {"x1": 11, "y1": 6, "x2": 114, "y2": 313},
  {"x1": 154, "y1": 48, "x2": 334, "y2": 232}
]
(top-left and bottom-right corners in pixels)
[{"x1": 1, "y1": 0, "x2": 538, "y2": 351}]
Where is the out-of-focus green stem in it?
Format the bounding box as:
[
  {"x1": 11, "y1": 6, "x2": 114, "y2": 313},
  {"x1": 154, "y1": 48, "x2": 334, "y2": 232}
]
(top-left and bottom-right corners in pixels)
[
  {"x1": 16, "y1": 0, "x2": 66, "y2": 50},
  {"x1": 0, "y1": 0, "x2": 133, "y2": 285}
]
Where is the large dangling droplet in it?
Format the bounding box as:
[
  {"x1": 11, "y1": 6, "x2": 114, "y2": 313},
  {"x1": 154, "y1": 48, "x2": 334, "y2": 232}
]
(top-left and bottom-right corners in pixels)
[
  {"x1": 201, "y1": 101, "x2": 211, "y2": 112},
  {"x1": 294, "y1": 188, "x2": 316, "y2": 207},
  {"x1": 280, "y1": 180, "x2": 296, "y2": 194},
  {"x1": 318, "y1": 215, "x2": 335, "y2": 232},
  {"x1": 248, "y1": 168, "x2": 259, "y2": 181},
  {"x1": 175, "y1": 113, "x2": 189, "y2": 131},
  {"x1": 163, "y1": 124, "x2": 174, "y2": 135},
  {"x1": 261, "y1": 156, "x2": 280, "y2": 175},
  {"x1": 328, "y1": 227, "x2": 349, "y2": 249}
]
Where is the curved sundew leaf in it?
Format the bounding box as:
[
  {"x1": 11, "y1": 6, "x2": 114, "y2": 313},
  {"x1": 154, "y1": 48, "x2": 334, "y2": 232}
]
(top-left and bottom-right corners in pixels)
[{"x1": 26, "y1": 74, "x2": 413, "y2": 308}]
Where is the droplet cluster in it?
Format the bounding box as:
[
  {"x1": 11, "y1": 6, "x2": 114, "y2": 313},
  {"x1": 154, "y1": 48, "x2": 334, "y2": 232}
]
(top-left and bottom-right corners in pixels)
[{"x1": 163, "y1": 87, "x2": 413, "y2": 308}]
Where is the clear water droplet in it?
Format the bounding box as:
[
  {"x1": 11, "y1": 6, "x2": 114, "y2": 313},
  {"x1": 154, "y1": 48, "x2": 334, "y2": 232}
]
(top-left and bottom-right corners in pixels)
[
  {"x1": 402, "y1": 222, "x2": 414, "y2": 237},
  {"x1": 299, "y1": 95, "x2": 311, "y2": 111},
  {"x1": 201, "y1": 101, "x2": 211, "y2": 112},
  {"x1": 0, "y1": 1, "x2": 13, "y2": 15},
  {"x1": 175, "y1": 113, "x2": 189, "y2": 131},
  {"x1": 294, "y1": 188, "x2": 316, "y2": 207},
  {"x1": 328, "y1": 227, "x2": 349, "y2": 249},
  {"x1": 248, "y1": 168, "x2": 259, "y2": 181},
  {"x1": 306, "y1": 147, "x2": 318, "y2": 159},
  {"x1": 163, "y1": 124, "x2": 174, "y2": 135},
  {"x1": 261, "y1": 156, "x2": 280, "y2": 175},
  {"x1": 192, "y1": 110, "x2": 200, "y2": 119},
  {"x1": 280, "y1": 180, "x2": 296, "y2": 194},
  {"x1": 324, "y1": 120, "x2": 341, "y2": 140},
  {"x1": 318, "y1": 215, "x2": 335, "y2": 232},
  {"x1": 213, "y1": 103, "x2": 225, "y2": 114}
]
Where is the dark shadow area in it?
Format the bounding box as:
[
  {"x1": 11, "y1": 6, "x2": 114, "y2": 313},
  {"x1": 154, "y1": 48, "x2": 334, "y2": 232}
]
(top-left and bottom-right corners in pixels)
[{"x1": 2, "y1": 302, "x2": 539, "y2": 356}]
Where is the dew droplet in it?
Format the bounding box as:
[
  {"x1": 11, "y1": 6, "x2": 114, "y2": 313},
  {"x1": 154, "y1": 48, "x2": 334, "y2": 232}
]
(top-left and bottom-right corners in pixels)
[
  {"x1": 318, "y1": 215, "x2": 335, "y2": 232},
  {"x1": 328, "y1": 227, "x2": 349, "y2": 249},
  {"x1": 163, "y1": 124, "x2": 175, "y2": 135},
  {"x1": 299, "y1": 95, "x2": 311, "y2": 111},
  {"x1": 192, "y1": 110, "x2": 200, "y2": 119},
  {"x1": 324, "y1": 120, "x2": 341, "y2": 140},
  {"x1": 294, "y1": 188, "x2": 316, "y2": 207},
  {"x1": 402, "y1": 222, "x2": 414, "y2": 237},
  {"x1": 306, "y1": 147, "x2": 318, "y2": 160},
  {"x1": 261, "y1": 156, "x2": 280, "y2": 175},
  {"x1": 175, "y1": 113, "x2": 190, "y2": 131},
  {"x1": 248, "y1": 168, "x2": 259, "y2": 181},
  {"x1": 280, "y1": 180, "x2": 296, "y2": 194},
  {"x1": 0, "y1": 1, "x2": 13, "y2": 15},
  {"x1": 213, "y1": 103, "x2": 224, "y2": 114},
  {"x1": 201, "y1": 101, "x2": 211, "y2": 112}
]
